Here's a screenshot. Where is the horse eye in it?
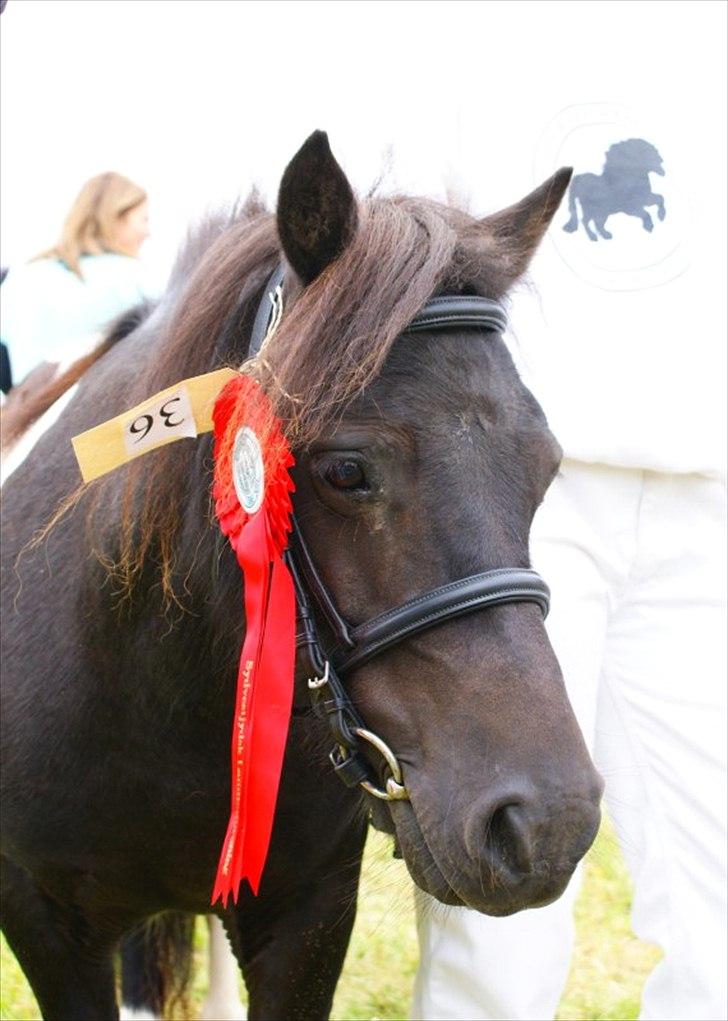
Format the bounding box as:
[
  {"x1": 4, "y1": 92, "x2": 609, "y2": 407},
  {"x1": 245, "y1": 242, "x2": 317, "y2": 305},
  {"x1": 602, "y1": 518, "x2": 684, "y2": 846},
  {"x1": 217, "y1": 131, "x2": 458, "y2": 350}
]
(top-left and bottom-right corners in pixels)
[{"x1": 324, "y1": 460, "x2": 367, "y2": 491}]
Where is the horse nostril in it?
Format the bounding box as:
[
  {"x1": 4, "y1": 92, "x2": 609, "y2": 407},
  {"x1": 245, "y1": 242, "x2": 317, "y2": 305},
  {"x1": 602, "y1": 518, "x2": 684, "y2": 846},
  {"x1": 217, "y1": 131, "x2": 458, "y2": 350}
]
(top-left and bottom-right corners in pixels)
[{"x1": 485, "y1": 802, "x2": 534, "y2": 874}]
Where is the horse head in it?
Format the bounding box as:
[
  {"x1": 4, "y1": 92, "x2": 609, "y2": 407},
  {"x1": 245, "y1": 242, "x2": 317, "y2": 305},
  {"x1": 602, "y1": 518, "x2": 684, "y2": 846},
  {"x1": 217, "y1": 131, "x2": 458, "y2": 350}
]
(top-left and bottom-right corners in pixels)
[
  {"x1": 256, "y1": 132, "x2": 603, "y2": 915},
  {"x1": 605, "y1": 138, "x2": 665, "y2": 177}
]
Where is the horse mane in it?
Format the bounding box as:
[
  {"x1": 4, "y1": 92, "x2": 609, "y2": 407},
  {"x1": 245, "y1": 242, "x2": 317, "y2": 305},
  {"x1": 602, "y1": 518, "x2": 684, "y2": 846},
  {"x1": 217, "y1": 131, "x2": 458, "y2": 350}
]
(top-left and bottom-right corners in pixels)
[
  {"x1": 65, "y1": 190, "x2": 511, "y2": 611},
  {"x1": 605, "y1": 138, "x2": 661, "y2": 170}
]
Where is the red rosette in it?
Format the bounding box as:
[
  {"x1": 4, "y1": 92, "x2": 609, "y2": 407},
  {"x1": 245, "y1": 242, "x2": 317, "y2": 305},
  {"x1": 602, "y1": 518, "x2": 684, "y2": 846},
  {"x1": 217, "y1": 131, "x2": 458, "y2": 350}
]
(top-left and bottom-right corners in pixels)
[
  {"x1": 212, "y1": 375, "x2": 295, "y2": 558},
  {"x1": 210, "y1": 374, "x2": 297, "y2": 905}
]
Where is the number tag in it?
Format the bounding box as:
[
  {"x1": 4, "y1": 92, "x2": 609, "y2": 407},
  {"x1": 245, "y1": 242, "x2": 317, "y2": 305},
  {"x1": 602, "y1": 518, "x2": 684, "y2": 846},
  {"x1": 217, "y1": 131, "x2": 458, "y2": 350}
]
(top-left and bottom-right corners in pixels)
[
  {"x1": 122, "y1": 387, "x2": 197, "y2": 455},
  {"x1": 72, "y1": 368, "x2": 237, "y2": 483}
]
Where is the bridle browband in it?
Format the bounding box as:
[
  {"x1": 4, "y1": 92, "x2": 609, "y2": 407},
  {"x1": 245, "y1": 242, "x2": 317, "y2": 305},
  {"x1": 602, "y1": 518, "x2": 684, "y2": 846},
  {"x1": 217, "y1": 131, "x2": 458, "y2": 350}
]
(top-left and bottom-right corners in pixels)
[{"x1": 243, "y1": 265, "x2": 550, "y2": 802}]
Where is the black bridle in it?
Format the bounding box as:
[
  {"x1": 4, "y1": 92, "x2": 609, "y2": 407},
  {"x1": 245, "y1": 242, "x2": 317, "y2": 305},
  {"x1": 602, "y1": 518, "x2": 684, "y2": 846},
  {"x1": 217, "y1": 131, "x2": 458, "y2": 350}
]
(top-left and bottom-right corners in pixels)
[{"x1": 244, "y1": 265, "x2": 550, "y2": 801}]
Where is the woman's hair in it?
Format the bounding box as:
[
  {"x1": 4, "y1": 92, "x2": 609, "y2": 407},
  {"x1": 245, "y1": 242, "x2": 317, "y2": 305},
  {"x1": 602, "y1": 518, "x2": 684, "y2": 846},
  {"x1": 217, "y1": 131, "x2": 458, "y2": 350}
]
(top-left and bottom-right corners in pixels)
[{"x1": 37, "y1": 172, "x2": 147, "y2": 278}]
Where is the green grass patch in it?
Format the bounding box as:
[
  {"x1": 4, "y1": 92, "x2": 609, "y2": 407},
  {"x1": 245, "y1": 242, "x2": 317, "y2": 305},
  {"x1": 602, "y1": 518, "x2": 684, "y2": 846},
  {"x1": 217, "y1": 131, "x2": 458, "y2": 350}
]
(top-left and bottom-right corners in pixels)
[{"x1": 0, "y1": 819, "x2": 660, "y2": 1020}]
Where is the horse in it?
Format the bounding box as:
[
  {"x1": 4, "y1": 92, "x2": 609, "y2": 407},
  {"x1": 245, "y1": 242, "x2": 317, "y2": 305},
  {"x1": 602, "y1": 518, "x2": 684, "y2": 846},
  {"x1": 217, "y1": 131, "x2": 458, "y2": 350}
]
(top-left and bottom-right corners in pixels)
[
  {"x1": 0, "y1": 131, "x2": 603, "y2": 1020},
  {"x1": 562, "y1": 137, "x2": 666, "y2": 241}
]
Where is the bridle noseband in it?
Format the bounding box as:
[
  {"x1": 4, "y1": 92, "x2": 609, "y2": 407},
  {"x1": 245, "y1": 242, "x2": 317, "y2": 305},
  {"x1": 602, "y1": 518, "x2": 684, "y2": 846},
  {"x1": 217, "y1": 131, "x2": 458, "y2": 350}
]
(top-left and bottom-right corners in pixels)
[{"x1": 243, "y1": 265, "x2": 550, "y2": 802}]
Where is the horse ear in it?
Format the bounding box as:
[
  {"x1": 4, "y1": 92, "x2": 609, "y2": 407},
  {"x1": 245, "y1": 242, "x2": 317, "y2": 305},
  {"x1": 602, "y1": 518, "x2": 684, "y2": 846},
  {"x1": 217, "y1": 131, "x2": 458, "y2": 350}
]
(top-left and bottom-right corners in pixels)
[
  {"x1": 277, "y1": 131, "x2": 358, "y2": 285},
  {"x1": 481, "y1": 168, "x2": 573, "y2": 282}
]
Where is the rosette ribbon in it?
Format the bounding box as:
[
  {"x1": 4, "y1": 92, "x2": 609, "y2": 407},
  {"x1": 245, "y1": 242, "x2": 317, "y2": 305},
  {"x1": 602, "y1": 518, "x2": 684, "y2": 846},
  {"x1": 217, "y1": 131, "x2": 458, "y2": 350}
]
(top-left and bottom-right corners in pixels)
[{"x1": 210, "y1": 374, "x2": 296, "y2": 905}]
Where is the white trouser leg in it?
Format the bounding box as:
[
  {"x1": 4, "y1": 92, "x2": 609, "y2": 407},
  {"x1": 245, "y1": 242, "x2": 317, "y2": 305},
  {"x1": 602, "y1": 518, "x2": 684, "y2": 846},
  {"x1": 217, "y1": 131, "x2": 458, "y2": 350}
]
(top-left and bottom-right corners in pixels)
[
  {"x1": 412, "y1": 882, "x2": 579, "y2": 1020},
  {"x1": 200, "y1": 915, "x2": 247, "y2": 1021},
  {"x1": 595, "y1": 473, "x2": 727, "y2": 1021}
]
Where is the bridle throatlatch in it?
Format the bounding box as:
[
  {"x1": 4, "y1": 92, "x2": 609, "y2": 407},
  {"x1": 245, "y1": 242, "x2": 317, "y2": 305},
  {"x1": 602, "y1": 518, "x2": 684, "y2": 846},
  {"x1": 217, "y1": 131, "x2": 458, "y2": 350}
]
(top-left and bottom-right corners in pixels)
[{"x1": 240, "y1": 266, "x2": 551, "y2": 813}]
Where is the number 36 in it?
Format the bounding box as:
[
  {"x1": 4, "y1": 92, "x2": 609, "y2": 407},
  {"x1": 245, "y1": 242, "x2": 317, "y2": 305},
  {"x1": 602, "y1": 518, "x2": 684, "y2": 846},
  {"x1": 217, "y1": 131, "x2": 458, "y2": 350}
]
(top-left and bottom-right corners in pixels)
[{"x1": 129, "y1": 398, "x2": 186, "y2": 443}]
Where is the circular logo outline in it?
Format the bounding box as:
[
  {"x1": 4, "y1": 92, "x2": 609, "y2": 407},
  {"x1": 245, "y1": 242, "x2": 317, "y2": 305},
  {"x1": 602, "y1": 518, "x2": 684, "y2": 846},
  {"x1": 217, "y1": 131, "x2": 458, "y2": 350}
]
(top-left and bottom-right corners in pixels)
[{"x1": 534, "y1": 102, "x2": 690, "y2": 292}]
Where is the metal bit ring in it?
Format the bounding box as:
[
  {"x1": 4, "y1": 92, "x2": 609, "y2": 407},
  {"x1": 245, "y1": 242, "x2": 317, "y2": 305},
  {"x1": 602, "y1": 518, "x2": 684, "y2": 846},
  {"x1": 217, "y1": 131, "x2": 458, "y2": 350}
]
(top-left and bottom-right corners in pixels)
[{"x1": 350, "y1": 726, "x2": 409, "y2": 801}]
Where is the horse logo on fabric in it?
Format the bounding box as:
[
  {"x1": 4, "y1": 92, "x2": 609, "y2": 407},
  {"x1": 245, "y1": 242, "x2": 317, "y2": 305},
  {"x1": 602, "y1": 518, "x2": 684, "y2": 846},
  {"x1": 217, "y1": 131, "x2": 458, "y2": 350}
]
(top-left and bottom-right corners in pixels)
[{"x1": 562, "y1": 138, "x2": 666, "y2": 241}]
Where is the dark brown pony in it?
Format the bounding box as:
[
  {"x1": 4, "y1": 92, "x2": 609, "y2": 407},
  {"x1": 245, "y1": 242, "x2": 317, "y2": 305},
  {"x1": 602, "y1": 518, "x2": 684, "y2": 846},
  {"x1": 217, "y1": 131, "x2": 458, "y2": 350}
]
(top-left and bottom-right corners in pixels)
[{"x1": 0, "y1": 132, "x2": 601, "y2": 1020}]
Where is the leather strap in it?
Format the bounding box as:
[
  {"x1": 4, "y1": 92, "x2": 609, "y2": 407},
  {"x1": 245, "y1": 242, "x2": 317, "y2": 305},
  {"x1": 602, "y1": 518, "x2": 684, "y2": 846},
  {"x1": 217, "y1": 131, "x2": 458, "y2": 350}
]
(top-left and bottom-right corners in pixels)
[
  {"x1": 248, "y1": 267, "x2": 509, "y2": 360},
  {"x1": 289, "y1": 518, "x2": 355, "y2": 649},
  {"x1": 335, "y1": 569, "x2": 549, "y2": 674},
  {"x1": 406, "y1": 295, "x2": 508, "y2": 335},
  {"x1": 248, "y1": 264, "x2": 286, "y2": 358}
]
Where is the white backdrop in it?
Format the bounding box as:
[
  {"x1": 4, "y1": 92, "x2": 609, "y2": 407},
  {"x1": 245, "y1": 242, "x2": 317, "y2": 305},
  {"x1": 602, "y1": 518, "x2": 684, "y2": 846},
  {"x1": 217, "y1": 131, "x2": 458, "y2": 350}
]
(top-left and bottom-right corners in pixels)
[
  {"x1": 0, "y1": 0, "x2": 506, "y2": 279},
  {"x1": 4, "y1": 0, "x2": 723, "y2": 287}
]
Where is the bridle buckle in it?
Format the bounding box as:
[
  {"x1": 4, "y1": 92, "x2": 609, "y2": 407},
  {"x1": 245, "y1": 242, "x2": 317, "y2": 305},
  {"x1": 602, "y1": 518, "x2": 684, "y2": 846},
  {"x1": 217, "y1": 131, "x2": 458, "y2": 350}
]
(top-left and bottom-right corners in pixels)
[{"x1": 307, "y1": 660, "x2": 330, "y2": 691}]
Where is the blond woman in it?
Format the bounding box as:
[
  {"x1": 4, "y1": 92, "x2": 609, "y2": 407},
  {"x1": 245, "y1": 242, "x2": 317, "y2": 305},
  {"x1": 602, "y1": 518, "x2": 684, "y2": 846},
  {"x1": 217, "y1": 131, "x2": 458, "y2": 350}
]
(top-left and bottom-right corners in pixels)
[{"x1": 1, "y1": 172, "x2": 152, "y2": 386}]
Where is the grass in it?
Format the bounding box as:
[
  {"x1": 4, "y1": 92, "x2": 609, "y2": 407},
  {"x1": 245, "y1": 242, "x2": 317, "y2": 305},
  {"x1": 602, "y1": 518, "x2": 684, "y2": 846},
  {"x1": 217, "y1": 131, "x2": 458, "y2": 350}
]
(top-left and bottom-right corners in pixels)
[{"x1": 0, "y1": 818, "x2": 660, "y2": 1020}]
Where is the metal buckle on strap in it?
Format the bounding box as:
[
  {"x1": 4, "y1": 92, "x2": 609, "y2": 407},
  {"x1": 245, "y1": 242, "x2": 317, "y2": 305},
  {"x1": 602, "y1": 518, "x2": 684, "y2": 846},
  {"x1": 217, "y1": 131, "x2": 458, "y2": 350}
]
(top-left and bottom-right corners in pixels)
[
  {"x1": 307, "y1": 660, "x2": 330, "y2": 691},
  {"x1": 259, "y1": 284, "x2": 283, "y2": 354},
  {"x1": 307, "y1": 660, "x2": 409, "y2": 802}
]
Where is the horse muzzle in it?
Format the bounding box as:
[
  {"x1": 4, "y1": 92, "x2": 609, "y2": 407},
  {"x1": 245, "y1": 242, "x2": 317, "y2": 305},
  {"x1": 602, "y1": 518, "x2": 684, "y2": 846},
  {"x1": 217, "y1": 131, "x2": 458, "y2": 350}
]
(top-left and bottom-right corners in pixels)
[{"x1": 389, "y1": 770, "x2": 603, "y2": 915}]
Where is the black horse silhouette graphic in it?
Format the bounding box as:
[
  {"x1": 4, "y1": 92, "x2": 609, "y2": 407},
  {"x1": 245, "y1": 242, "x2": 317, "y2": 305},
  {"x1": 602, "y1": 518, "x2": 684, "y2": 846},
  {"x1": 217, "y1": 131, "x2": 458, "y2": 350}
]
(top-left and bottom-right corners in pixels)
[{"x1": 563, "y1": 138, "x2": 666, "y2": 241}]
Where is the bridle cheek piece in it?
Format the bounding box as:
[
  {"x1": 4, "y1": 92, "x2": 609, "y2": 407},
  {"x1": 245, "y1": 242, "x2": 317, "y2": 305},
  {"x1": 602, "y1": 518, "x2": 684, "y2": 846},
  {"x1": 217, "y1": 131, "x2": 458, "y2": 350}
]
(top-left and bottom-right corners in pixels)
[{"x1": 247, "y1": 266, "x2": 551, "y2": 803}]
